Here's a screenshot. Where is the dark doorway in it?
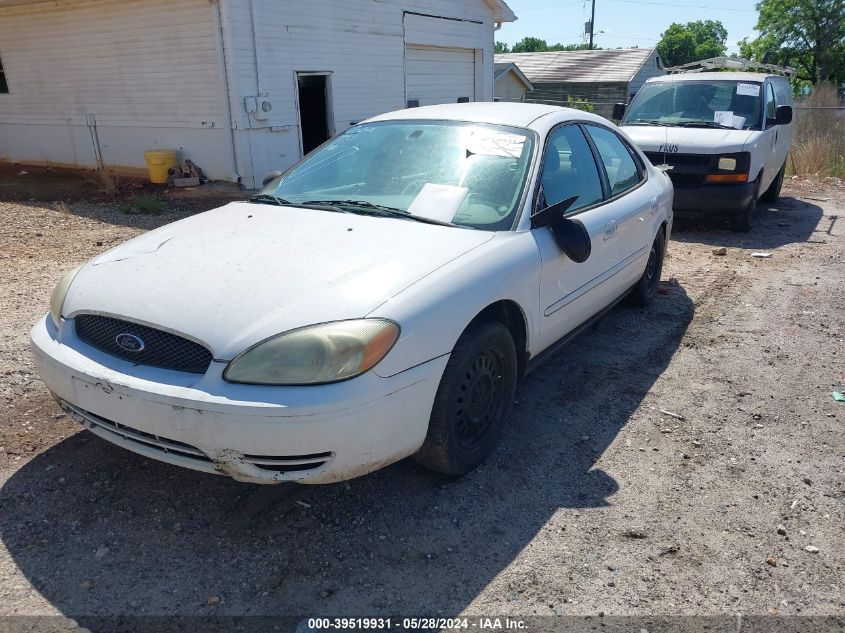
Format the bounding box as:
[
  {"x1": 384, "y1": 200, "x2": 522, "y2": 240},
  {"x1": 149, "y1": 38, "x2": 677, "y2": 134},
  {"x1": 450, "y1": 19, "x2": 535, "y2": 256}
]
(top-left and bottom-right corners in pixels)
[{"x1": 297, "y1": 73, "x2": 331, "y2": 155}]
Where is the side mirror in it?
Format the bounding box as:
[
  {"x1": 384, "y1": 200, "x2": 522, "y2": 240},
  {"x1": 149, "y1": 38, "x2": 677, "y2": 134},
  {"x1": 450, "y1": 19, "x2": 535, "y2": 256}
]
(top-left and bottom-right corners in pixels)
[
  {"x1": 262, "y1": 171, "x2": 283, "y2": 187},
  {"x1": 775, "y1": 104, "x2": 793, "y2": 126},
  {"x1": 612, "y1": 103, "x2": 627, "y2": 121},
  {"x1": 531, "y1": 196, "x2": 592, "y2": 263}
]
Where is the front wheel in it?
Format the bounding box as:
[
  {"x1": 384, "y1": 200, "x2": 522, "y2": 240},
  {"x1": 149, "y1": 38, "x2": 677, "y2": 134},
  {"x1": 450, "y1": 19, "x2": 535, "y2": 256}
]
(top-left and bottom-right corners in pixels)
[
  {"x1": 761, "y1": 162, "x2": 785, "y2": 203},
  {"x1": 626, "y1": 229, "x2": 665, "y2": 307},
  {"x1": 414, "y1": 320, "x2": 517, "y2": 475},
  {"x1": 731, "y1": 195, "x2": 756, "y2": 233}
]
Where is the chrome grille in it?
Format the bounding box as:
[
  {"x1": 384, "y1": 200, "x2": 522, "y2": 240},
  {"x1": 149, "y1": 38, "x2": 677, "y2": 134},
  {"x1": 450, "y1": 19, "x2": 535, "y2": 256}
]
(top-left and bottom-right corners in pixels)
[{"x1": 74, "y1": 314, "x2": 212, "y2": 374}]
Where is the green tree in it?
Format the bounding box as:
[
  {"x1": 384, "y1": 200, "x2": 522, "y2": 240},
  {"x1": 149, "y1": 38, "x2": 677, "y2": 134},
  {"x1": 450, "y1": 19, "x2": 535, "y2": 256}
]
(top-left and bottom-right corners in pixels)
[
  {"x1": 656, "y1": 20, "x2": 728, "y2": 67},
  {"x1": 548, "y1": 42, "x2": 597, "y2": 51},
  {"x1": 511, "y1": 37, "x2": 550, "y2": 53},
  {"x1": 494, "y1": 41, "x2": 510, "y2": 54},
  {"x1": 741, "y1": 0, "x2": 844, "y2": 85}
]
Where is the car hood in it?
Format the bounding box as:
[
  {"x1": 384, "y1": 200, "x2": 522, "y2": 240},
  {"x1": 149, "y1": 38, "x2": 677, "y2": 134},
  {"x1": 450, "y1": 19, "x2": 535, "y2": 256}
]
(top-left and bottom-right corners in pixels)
[
  {"x1": 621, "y1": 125, "x2": 756, "y2": 154},
  {"x1": 63, "y1": 202, "x2": 494, "y2": 359}
]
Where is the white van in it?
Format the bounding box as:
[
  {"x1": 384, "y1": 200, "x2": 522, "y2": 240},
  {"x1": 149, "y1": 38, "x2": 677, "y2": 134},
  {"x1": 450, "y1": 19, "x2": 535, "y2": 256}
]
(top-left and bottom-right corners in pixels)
[{"x1": 616, "y1": 72, "x2": 793, "y2": 231}]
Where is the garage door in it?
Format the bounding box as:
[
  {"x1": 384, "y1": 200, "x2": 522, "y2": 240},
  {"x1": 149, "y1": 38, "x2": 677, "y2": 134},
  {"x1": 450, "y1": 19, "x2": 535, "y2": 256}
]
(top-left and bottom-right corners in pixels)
[{"x1": 405, "y1": 45, "x2": 476, "y2": 107}]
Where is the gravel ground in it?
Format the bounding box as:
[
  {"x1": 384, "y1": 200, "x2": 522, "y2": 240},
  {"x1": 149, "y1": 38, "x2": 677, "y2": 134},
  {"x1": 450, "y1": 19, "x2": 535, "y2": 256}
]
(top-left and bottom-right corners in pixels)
[{"x1": 0, "y1": 178, "x2": 843, "y2": 623}]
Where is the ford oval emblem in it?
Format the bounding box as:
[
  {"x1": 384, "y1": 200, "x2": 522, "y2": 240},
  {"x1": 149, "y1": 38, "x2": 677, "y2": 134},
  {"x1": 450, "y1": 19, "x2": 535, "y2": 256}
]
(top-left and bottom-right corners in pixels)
[{"x1": 115, "y1": 333, "x2": 145, "y2": 353}]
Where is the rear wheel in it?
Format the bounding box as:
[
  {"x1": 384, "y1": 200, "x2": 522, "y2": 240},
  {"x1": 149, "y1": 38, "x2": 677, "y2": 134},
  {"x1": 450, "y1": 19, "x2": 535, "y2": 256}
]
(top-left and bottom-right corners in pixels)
[
  {"x1": 761, "y1": 162, "x2": 785, "y2": 203},
  {"x1": 626, "y1": 229, "x2": 665, "y2": 307},
  {"x1": 414, "y1": 320, "x2": 517, "y2": 475}
]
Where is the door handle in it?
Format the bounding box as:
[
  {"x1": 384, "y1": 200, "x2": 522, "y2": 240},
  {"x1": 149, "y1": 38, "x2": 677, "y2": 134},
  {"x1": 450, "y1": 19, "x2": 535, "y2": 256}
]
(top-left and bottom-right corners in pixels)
[{"x1": 604, "y1": 220, "x2": 617, "y2": 240}]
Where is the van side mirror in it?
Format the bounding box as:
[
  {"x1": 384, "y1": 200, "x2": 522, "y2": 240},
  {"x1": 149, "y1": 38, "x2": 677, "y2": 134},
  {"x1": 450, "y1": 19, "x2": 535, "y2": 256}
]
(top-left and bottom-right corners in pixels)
[
  {"x1": 531, "y1": 196, "x2": 591, "y2": 263},
  {"x1": 262, "y1": 171, "x2": 283, "y2": 187},
  {"x1": 775, "y1": 105, "x2": 793, "y2": 126},
  {"x1": 612, "y1": 103, "x2": 627, "y2": 121}
]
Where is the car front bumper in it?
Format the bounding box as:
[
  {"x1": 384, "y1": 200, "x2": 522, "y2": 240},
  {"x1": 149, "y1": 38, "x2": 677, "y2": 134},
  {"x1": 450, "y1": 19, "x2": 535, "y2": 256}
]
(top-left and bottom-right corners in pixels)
[
  {"x1": 30, "y1": 316, "x2": 447, "y2": 484},
  {"x1": 672, "y1": 181, "x2": 757, "y2": 214}
]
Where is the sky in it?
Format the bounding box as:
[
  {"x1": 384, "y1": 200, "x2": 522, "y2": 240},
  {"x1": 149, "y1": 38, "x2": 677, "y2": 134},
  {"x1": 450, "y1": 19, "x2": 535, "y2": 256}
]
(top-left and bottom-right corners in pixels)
[{"x1": 496, "y1": 0, "x2": 761, "y2": 55}]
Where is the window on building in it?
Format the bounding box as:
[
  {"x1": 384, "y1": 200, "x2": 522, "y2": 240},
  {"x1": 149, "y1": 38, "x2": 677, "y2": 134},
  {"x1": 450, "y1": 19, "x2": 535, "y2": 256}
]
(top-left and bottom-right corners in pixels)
[{"x1": 0, "y1": 55, "x2": 8, "y2": 93}]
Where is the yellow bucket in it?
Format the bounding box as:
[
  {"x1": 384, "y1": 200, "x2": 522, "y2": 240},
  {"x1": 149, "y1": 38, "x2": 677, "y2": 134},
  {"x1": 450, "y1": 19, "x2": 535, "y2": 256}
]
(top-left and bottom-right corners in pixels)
[{"x1": 143, "y1": 149, "x2": 178, "y2": 184}]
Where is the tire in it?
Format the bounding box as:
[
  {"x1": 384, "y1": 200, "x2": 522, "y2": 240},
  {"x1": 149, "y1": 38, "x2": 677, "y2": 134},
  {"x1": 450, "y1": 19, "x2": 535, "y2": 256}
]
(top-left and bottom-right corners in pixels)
[
  {"x1": 731, "y1": 177, "x2": 761, "y2": 233},
  {"x1": 730, "y1": 191, "x2": 757, "y2": 233},
  {"x1": 414, "y1": 320, "x2": 518, "y2": 475},
  {"x1": 761, "y1": 162, "x2": 785, "y2": 203},
  {"x1": 625, "y1": 229, "x2": 665, "y2": 307}
]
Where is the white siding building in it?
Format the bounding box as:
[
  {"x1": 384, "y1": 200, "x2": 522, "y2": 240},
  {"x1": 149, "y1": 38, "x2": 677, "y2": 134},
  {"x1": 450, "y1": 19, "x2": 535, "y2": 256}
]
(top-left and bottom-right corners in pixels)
[
  {"x1": 493, "y1": 62, "x2": 533, "y2": 102},
  {"x1": 0, "y1": 0, "x2": 515, "y2": 188}
]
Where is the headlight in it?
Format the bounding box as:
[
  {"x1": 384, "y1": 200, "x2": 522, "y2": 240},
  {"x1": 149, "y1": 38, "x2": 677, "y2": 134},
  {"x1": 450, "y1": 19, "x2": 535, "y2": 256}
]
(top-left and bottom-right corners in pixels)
[
  {"x1": 717, "y1": 157, "x2": 737, "y2": 171},
  {"x1": 223, "y1": 319, "x2": 400, "y2": 386},
  {"x1": 49, "y1": 265, "x2": 83, "y2": 327}
]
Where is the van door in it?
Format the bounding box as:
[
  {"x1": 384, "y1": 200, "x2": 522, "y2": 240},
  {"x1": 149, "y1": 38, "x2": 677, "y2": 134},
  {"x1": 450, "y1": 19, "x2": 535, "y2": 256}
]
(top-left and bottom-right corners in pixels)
[
  {"x1": 768, "y1": 79, "x2": 791, "y2": 178},
  {"x1": 761, "y1": 81, "x2": 780, "y2": 191}
]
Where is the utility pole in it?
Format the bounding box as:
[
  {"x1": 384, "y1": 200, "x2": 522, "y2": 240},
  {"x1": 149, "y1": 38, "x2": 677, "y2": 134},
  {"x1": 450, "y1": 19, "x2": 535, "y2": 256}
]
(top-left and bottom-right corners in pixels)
[{"x1": 589, "y1": 0, "x2": 596, "y2": 49}]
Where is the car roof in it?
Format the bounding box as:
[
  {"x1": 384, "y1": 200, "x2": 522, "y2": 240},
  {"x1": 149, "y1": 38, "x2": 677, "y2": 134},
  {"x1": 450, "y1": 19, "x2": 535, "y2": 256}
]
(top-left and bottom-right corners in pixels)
[
  {"x1": 645, "y1": 72, "x2": 783, "y2": 83},
  {"x1": 365, "y1": 102, "x2": 580, "y2": 129}
]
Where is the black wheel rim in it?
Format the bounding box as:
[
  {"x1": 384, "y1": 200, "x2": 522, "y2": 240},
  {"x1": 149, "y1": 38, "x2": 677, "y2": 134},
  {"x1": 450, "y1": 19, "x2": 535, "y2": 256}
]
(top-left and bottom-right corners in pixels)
[
  {"x1": 454, "y1": 348, "x2": 506, "y2": 450},
  {"x1": 644, "y1": 243, "x2": 659, "y2": 287}
]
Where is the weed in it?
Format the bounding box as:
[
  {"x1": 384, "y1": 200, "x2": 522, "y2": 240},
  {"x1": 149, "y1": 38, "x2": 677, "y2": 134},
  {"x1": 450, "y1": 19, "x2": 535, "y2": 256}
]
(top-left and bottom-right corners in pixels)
[
  {"x1": 85, "y1": 169, "x2": 122, "y2": 197},
  {"x1": 118, "y1": 196, "x2": 167, "y2": 215},
  {"x1": 788, "y1": 84, "x2": 845, "y2": 179}
]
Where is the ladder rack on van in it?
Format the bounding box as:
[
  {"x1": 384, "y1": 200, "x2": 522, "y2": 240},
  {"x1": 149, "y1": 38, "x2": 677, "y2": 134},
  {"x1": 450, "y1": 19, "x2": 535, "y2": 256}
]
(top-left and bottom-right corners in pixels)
[{"x1": 667, "y1": 56, "x2": 795, "y2": 77}]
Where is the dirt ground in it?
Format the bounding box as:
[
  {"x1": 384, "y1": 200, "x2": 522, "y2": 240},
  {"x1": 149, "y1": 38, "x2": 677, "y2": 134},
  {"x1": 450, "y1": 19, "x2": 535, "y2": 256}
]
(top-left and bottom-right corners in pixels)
[{"x1": 0, "y1": 172, "x2": 843, "y2": 626}]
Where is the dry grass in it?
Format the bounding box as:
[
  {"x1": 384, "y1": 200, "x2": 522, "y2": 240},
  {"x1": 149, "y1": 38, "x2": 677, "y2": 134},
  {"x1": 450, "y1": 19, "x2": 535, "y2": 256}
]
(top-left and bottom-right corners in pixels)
[
  {"x1": 788, "y1": 84, "x2": 845, "y2": 178},
  {"x1": 84, "y1": 169, "x2": 122, "y2": 197},
  {"x1": 52, "y1": 201, "x2": 71, "y2": 215}
]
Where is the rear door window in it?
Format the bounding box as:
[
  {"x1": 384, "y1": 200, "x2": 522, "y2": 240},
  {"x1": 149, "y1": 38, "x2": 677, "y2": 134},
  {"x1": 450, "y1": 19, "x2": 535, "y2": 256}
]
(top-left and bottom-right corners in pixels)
[{"x1": 583, "y1": 125, "x2": 643, "y2": 197}]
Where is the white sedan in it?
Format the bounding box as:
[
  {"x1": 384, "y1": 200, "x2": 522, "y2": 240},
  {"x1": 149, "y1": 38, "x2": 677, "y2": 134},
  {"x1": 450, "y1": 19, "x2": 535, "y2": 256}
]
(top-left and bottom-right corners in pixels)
[{"x1": 31, "y1": 103, "x2": 673, "y2": 484}]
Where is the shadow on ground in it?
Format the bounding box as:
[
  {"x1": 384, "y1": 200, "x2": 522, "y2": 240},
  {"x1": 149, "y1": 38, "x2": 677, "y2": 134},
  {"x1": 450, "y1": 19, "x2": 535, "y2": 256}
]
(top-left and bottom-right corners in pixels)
[
  {"x1": 672, "y1": 197, "x2": 826, "y2": 249},
  {"x1": 0, "y1": 284, "x2": 693, "y2": 620}
]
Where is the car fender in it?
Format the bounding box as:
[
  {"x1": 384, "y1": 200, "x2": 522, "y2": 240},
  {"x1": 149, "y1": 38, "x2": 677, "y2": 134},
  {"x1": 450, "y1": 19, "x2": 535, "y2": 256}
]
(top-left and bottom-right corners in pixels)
[{"x1": 368, "y1": 231, "x2": 542, "y2": 378}]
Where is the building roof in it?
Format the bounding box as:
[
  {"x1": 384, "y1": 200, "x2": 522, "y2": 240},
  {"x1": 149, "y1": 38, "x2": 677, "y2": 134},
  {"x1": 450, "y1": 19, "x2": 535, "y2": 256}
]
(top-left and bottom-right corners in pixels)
[
  {"x1": 494, "y1": 62, "x2": 534, "y2": 91},
  {"x1": 484, "y1": 0, "x2": 516, "y2": 22},
  {"x1": 495, "y1": 48, "x2": 659, "y2": 84}
]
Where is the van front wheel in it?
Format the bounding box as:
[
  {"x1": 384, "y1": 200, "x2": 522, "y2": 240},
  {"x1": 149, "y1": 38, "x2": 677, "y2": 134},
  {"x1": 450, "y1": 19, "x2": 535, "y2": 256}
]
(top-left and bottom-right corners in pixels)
[
  {"x1": 731, "y1": 180, "x2": 760, "y2": 233},
  {"x1": 761, "y1": 162, "x2": 785, "y2": 203}
]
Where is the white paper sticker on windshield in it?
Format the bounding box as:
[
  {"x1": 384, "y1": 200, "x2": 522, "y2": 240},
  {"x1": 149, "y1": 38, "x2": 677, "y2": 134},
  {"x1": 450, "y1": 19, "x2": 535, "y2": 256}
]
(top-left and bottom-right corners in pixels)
[
  {"x1": 465, "y1": 129, "x2": 526, "y2": 158},
  {"x1": 715, "y1": 111, "x2": 746, "y2": 129},
  {"x1": 408, "y1": 183, "x2": 469, "y2": 222},
  {"x1": 736, "y1": 83, "x2": 760, "y2": 97}
]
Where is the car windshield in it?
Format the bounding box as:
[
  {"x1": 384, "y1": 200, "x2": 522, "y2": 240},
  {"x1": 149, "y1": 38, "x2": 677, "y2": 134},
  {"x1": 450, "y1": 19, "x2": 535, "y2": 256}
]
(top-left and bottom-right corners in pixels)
[
  {"x1": 624, "y1": 80, "x2": 763, "y2": 130},
  {"x1": 258, "y1": 120, "x2": 536, "y2": 231}
]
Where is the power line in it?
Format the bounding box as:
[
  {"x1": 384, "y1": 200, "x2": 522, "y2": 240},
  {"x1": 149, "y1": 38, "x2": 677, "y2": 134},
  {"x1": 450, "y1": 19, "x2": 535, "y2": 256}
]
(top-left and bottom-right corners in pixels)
[
  {"x1": 603, "y1": 0, "x2": 756, "y2": 11},
  {"x1": 519, "y1": 1, "x2": 588, "y2": 11},
  {"x1": 518, "y1": 0, "x2": 756, "y2": 11}
]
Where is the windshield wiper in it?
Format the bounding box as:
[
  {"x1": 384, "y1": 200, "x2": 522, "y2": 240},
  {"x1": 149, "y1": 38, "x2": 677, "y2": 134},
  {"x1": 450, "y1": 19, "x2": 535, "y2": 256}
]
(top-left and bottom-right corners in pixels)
[
  {"x1": 680, "y1": 121, "x2": 735, "y2": 129},
  {"x1": 624, "y1": 120, "x2": 675, "y2": 127},
  {"x1": 301, "y1": 200, "x2": 467, "y2": 228},
  {"x1": 249, "y1": 193, "x2": 294, "y2": 206}
]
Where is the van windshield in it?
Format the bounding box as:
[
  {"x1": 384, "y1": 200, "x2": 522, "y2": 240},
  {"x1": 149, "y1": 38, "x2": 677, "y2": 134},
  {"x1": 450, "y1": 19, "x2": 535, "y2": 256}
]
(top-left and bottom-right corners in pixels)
[{"x1": 624, "y1": 80, "x2": 763, "y2": 130}]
